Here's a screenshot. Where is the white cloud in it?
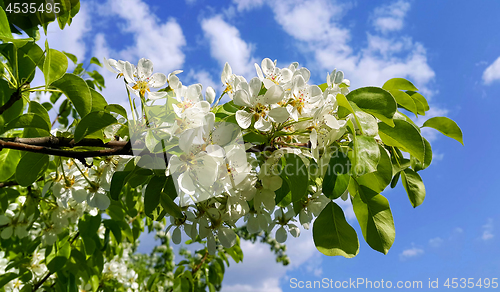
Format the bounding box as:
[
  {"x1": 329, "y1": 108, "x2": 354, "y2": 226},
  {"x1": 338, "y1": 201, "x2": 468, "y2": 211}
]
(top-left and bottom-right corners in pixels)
[
  {"x1": 41, "y1": 3, "x2": 91, "y2": 61},
  {"x1": 222, "y1": 227, "x2": 320, "y2": 292},
  {"x1": 201, "y1": 15, "x2": 256, "y2": 78},
  {"x1": 482, "y1": 56, "x2": 500, "y2": 85},
  {"x1": 267, "y1": 0, "x2": 434, "y2": 91},
  {"x1": 371, "y1": 0, "x2": 411, "y2": 34},
  {"x1": 399, "y1": 245, "x2": 424, "y2": 261},
  {"x1": 428, "y1": 237, "x2": 443, "y2": 248},
  {"x1": 185, "y1": 69, "x2": 218, "y2": 93},
  {"x1": 232, "y1": 0, "x2": 265, "y2": 11},
  {"x1": 89, "y1": 0, "x2": 186, "y2": 106},
  {"x1": 100, "y1": 0, "x2": 186, "y2": 74},
  {"x1": 481, "y1": 218, "x2": 494, "y2": 241}
]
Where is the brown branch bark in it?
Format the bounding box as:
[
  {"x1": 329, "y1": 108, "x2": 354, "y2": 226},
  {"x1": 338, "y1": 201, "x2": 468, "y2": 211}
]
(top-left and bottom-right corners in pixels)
[
  {"x1": 0, "y1": 90, "x2": 22, "y2": 115},
  {"x1": 0, "y1": 139, "x2": 133, "y2": 159},
  {"x1": 0, "y1": 136, "x2": 310, "y2": 161}
]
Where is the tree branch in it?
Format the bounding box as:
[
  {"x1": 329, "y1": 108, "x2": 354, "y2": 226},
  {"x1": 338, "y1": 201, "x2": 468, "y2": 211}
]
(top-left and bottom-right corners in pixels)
[
  {"x1": 0, "y1": 91, "x2": 22, "y2": 115},
  {"x1": 0, "y1": 139, "x2": 133, "y2": 159}
]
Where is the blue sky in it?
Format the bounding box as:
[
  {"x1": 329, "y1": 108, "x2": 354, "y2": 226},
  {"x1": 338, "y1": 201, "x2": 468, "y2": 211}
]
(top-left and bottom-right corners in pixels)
[{"x1": 37, "y1": 0, "x2": 500, "y2": 291}]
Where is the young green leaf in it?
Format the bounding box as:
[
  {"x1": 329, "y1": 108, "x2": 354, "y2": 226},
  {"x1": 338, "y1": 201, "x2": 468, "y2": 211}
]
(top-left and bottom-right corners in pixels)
[
  {"x1": 313, "y1": 201, "x2": 359, "y2": 258},
  {"x1": 382, "y1": 78, "x2": 418, "y2": 91},
  {"x1": 51, "y1": 73, "x2": 92, "y2": 117},
  {"x1": 74, "y1": 111, "x2": 117, "y2": 143},
  {"x1": 422, "y1": 116, "x2": 464, "y2": 145},
  {"x1": 322, "y1": 149, "x2": 351, "y2": 199},
  {"x1": 401, "y1": 168, "x2": 426, "y2": 208},
  {"x1": 15, "y1": 152, "x2": 49, "y2": 187},
  {"x1": 352, "y1": 183, "x2": 395, "y2": 254},
  {"x1": 281, "y1": 153, "x2": 308, "y2": 202},
  {"x1": 378, "y1": 119, "x2": 426, "y2": 162},
  {"x1": 43, "y1": 46, "x2": 68, "y2": 86},
  {"x1": 346, "y1": 87, "x2": 397, "y2": 126}
]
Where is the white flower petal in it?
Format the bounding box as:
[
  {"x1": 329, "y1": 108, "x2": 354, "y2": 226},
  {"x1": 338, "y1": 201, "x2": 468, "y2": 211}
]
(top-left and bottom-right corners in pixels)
[
  {"x1": 255, "y1": 63, "x2": 264, "y2": 80},
  {"x1": 269, "y1": 107, "x2": 289, "y2": 123},
  {"x1": 148, "y1": 72, "x2": 167, "y2": 88},
  {"x1": 261, "y1": 58, "x2": 274, "y2": 77},
  {"x1": 254, "y1": 117, "x2": 272, "y2": 132},
  {"x1": 263, "y1": 85, "x2": 284, "y2": 104},
  {"x1": 137, "y1": 58, "x2": 154, "y2": 79},
  {"x1": 221, "y1": 62, "x2": 232, "y2": 83},
  {"x1": 124, "y1": 61, "x2": 135, "y2": 84},
  {"x1": 206, "y1": 86, "x2": 215, "y2": 104},
  {"x1": 103, "y1": 57, "x2": 117, "y2": 74},
  {"x1": 148, "y1": 91, "x2": 168, "y2": 100},
  {"x1": 235, "y1": 110, "x2": 253, "y2": 129},
  {"x1": 280, "y1": 68, "x2": 293, "y2": 83},
  {"x1": 234, "y1": 89, "x2": 253, "y2": 107}
]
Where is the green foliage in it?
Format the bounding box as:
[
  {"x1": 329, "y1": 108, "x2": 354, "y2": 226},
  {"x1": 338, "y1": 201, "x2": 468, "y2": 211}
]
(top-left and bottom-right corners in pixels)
[
  {"x1": 0, "y1": 10, "x2": 465, "y2": 291},
  {"x1": 313, "y1": 201, "x2": 359, "y2": 257}
]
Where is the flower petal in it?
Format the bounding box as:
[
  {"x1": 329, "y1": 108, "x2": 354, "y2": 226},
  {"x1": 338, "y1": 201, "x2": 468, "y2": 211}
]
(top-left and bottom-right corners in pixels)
[
  {"x1": 103, "y1": 57, "x2": 118, "y2": 74},
  {"x1": 137, "y1": 58, "x2": 154, "y2": 79},
  {"x1": 269, "y1": 107, "x2": 289, "y2": 123},
  {"x1": 123, "y1": 62, "x2": 135, "y2": 84},
  {"x1": 261, "y1": 58, "x2": 274, "y2": 77},
  {"x1": 148, "y1": 72, "x2": 167, "y2": 88},
  {"x1": 234, "y1": 89, "x2": 253, "y2": 107},
  {"x1": 254, "y1": 117, "x2": 272, "y2": 132},
  {"x1": 206, "y1": 86, "x2": 215, "y2": 104},
  {"x1": 148, "y1": 91, "x2": 168, "y2": 100},
  {"x1": 263, "y1": 85, "x2": 284, "y2": 104},
  {"x1": 235, "y1": 110, "x2": 252, "y2": 129}
]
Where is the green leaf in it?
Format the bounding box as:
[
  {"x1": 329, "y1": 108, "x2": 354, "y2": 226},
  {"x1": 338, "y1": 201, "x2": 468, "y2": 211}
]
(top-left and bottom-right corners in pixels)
[
  {"x1": 274, "y1": 176, "x2": 290, "y2": 205},
  {"x1": 47, "y1": 242, "x2": 71, "y2": 273},
  {"x1": 0, "y1": 7, "x2": 12, "y2": 39},
  {"x1": 78, "y1": 214, "x2": 101, "y2": 238},
  {"x1": 243, "y1": 132, "x2": 267, "y2": 145},
  {"x1": 81, "y1": 236, "x2": 96, "y2": 256},
  {"x1": 51, "y1": 73, "x2": 92, "y2": 117},
  {"x1": 145, "y1": 176, "x2": 167, "y2": 219},
  {"x1": 389, "y1": 90, "x2": 418, "y2": 117},
  {"x1": 43, "y1": 46, "x2": 68, "y2": 86},
  {"x1": 103, "y1": 220, "x2": 122, "y2": 243},
  {"x1": 378, "y1": 119, "x2": 425, "y2": 162},
  {"x1": 352, "y1": 183, "x2": 395, "y2": 254},
  {"x1": 313, "y1": 201, "x2": 359, "y2": 258},
  {"x1": 382, "y1": 78, "x2": 418, "y2": 91},
  {"x1": 401, "y1": 169, "x2": 426, "y2": 208},
  {"x1": 411, "y1": 138, "x2": 432, "y2": 171},
  {"x1": 356, "y1": 145, "x2": 393, "y2": 193},
  {"x1": 110, "y1": 171, "x2": 131, "y2": 200},
  {"x1": 90, "y1": 88, "x2": 108, "y2": 112},
  {"x1": 346, "y1": 87, "x2": 397, "y2": 126},
  {"x1": 74, "y1": 111, "x2": 117, "y2": 143},
  {"x1": 352, "y1": 136, "x2": 380, "y2": 177},
  {"x1": 105, "y1": 104, "x2": 127, "y2": 118},
  {"x1": 422, "y1": 116, "x2": 464, "y2": 145},
  {"x1": 0, "y1": 79, "x2": 25, "y2": 125},
  {"x1": 160, "y1": 191, "x2": 183, "y2": 219},
  {"x1": 0, "y1": 272, "x2": 17, "y2": 288},
  {"x1": 407, "y1": 91, "x2": 429, "y2": 113},
  {"x1": 90, "y1": 57, "x2": 102, "y2": 67},
  {"x1": 28, "y1": 101, "x2": 51, "y2": 131},
  {"x1": 322, "y1": 149, "x2": 350, "y2": 199},
  {"x1": 63, "y1": 51, "x2": 78, "y2": 64},
  {"x1": 281, "y1": 153, "x2": 308, "y2": 202},
  {"x1": 3, "y1": 113, "x2": 50, "y2": 134},
  {"x1": 15, "y1": 152, "x2": 49, "y2": 187},
  {"x1": 0, "y1": 149, "x2": 21, "y2": 181}
]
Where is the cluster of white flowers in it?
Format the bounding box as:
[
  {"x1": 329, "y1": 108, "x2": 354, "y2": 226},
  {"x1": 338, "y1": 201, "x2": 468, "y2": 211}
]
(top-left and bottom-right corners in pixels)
[{"x1": 104, "y1": 57, "x2": 353, "y2": 248}]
